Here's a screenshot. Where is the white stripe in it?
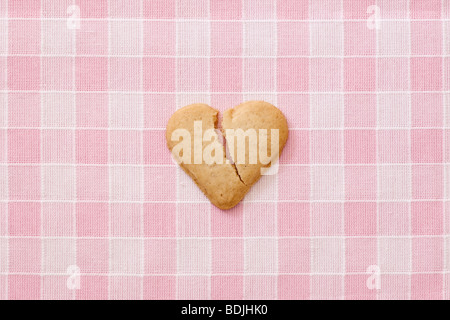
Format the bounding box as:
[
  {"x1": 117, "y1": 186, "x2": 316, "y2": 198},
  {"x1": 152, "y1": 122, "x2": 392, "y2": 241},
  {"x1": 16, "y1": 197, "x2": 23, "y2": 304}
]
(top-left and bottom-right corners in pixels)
[
  {"x1": 407, "y1": 0, "x2": 413, "y2": 300},
  {"x1": 340, "y1": 0, "x2": 346, "y2": 300},
  {"x1": 2, "y1": 162, "x2": 450, "y2": 167},
  {"x1": 308, "y1": 0, "x2": 314, "y2": 299},
  {"x1": 39, "y1": 0, "x2": 44, "y2": 300},
  {"x1": 174, "y1": 0, "x2": 180, "y2": 299},
  {"x1": 4, "y1": 0, "x2": 8, "y2": 301},
  {"x1": 241, "y1": 0, "x2": 247, "y2": 300},
  {"x1": 0, "y1": 199, "x2": 447, "y2": 203},
  {"x1": 1, "y1": 234, "x2": 447, "y2": 240},
  {"x1": 208, "y1": 0, "x2": 213, "y2": 300},
  {"x1": 2, "y1": 17, "x2": 450, "y2": 22},
  {"x1": 4, "y1": 126, "x2": 450, "y2": 132},
  {"x1": 2, "y1": 90, "x2": 450, "y2": 94},
  {"x1": 3, "y1": 54, "x2": 450, "y2": 58},
  {"x1": 274, "y1": 0, "x2": 279, "y2": 300},
  {"x1": 107, "y1": 0, "x2": 112, "y2": 301},
  {"x1": 375, "y1": 0, "x2": 380, "y2": 300},
  {"x1": 71, "y1": 0, "x2": 77, "y2": 301},
  {"x1": 139, "y1": 0, "x2": 145, "y2": 301},
  {"x1": 4, "y1": 126, "x2": 450, "y2": 130},
  {"x1": 0, "y1": 271, "x2": 447, "y2": 276},
  {"x1": 442, "y1": 0, "x2": 447, "y2": 301}
]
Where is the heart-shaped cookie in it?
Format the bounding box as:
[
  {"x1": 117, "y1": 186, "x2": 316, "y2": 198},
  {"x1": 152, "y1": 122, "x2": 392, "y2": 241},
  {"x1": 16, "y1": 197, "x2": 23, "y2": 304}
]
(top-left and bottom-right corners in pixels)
[{"x1": 166, "y1": 101, "x2": 288, "y2": 210}]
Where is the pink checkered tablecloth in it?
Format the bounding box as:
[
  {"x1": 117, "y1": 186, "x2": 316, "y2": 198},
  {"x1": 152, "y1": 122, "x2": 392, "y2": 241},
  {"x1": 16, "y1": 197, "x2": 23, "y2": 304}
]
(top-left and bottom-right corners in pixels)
[{"x1": 0, "y1": 0, "x2": 449, "y2": 300}]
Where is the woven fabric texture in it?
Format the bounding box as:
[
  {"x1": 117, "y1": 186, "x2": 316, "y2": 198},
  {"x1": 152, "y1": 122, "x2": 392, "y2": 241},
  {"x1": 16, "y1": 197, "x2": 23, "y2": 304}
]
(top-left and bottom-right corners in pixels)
[{"x1": 0, "y1": 0, "x2": 449, "y2": 300}]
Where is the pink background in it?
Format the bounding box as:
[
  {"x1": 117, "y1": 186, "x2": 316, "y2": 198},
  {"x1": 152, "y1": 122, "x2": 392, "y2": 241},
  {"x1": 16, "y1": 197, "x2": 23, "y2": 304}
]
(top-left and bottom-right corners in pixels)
[{"x1": 0, "y1": 0, "x2": 450, "y2": 299}]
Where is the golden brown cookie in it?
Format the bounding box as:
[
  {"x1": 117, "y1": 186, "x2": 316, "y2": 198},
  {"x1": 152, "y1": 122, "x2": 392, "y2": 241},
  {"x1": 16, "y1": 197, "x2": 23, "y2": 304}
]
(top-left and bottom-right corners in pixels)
[{"x1": 166, "y1": 101, "x2": 288, "y2": 210}]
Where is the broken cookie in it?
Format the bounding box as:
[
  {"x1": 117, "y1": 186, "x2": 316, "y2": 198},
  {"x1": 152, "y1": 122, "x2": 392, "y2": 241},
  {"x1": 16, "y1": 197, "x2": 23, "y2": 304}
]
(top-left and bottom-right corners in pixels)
[{"x1": 166, "y1": 101, "x2": 288, "y2": 210}]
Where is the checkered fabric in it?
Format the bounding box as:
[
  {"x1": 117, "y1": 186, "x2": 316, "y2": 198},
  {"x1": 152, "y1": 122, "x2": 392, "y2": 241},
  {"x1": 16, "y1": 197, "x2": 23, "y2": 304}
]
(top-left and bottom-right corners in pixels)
[{"x1": 0, "y1": 0, "x2": 449, "y2": 300}]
